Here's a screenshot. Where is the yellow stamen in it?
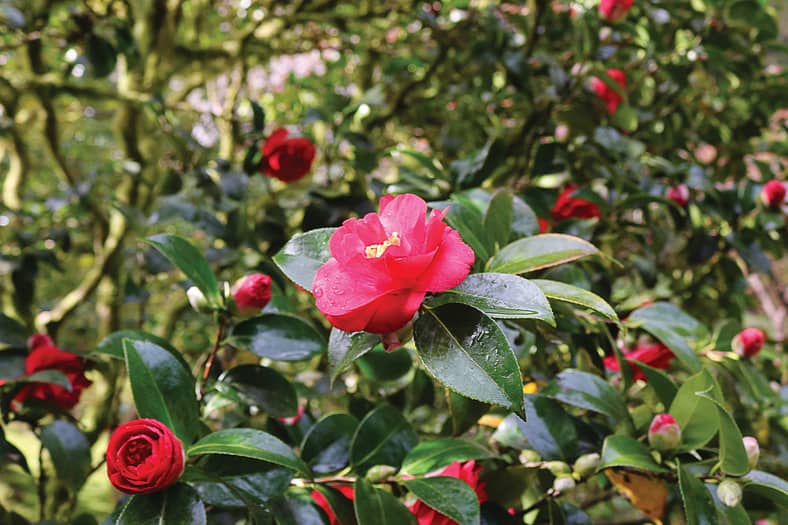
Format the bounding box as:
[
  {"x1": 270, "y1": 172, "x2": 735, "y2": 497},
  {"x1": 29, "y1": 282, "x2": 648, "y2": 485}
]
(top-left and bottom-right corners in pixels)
[{"x1": 364, "y1": 232, "x2": 400, "y2": 258}]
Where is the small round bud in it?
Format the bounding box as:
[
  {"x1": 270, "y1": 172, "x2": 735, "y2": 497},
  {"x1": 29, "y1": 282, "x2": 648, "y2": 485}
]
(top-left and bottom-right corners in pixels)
[
  {"x1": 544, "y1": 461, "x2": 571, "y2": 476},
  {"x1": 761, "y1": 180, "x2": 786, "y2": 209},
  {"x1": 717, "y1": 479, "x2": 742, "y2": 507},
  {"x1": 742, "y1": 436, "x2": 759, "y2": 470},
  {"x1": 648, "y1": 413, "x2": 682, "y2": 452},
  {"x1": 366, "y1": 465, "x2": 398, "y2": 482},
  {"x1": 553, "y1": 475, "x2": 576, "y2": 493},
  {"x1": 232, "y1": 273, "x2": 273, "y2": 316},
  {"x1": 573, "y1": 453, "x2": 601, "y2": 478},
  {"x1": 519, "y1": 450, "x2": 542, "y2": 464},
  {"x1": 186, "y1": 286, "x2": 211, "y2": 313},
  {"x1": 667, "y1": 184, "x2": 690, "y2": 207},
  {"x1": 732, "y1": 328, "x2": 765, "y2": 358}
]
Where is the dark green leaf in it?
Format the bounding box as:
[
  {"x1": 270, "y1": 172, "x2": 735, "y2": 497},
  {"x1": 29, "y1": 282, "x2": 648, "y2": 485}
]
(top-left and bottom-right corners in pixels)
[
  {"x1": 414, "y1": 304, "x2": 524, "y2": 414},
  {"x1": 669, "y1": 369, "x2": 722, "y2": 451},
  {"x1": 95, "y1": 330, "x2": 191, "y2": 370},
  {"x1": 313, "y1": 485, "x2": 357, "y2": 525},
  {"x1": 743, "y1": 470, "x2": 788, "y2": 508},
  {"x1": 350, "y1": 404, "x2": 418, "y2": 475},
  {"x1": 403, "y1": 477, "x2": 480, "y2": 525},
  {"x1": 637, "y1": 362, "x2": 678, "y2": 408},
  {"x1": 0, "y1": 314, "x2": 27, "y2": 349},
  {"x1": 487, "y1": 234, "x2": 599, "y2": 274},
  {"x1": 328, "y1": 329, "x2": 380, "y2": 387},
  {"x1": 272, "y1": 228, "x2": 335, "y2": 291},
  {"x1": 356, "y1": 347, "x2": 412, "y2": 383},
  {"x1": 541, "y1": 369, "x2": 630, "y2": 423},
  {"x1": 187, "y1": 429, "x2": 311, "y2": 477},
  {"x1": 17, "y1": 369, "x2": 71, "y2": 390},
  {"x1": 484, "y1": 189, "x2": 513, "y2": 251},
  {"x1": 427, "y1": 273, "x2": 554, "y2": 325},
  {"x1": 401, "y1": 438, "x2": 493, "y2": 475},
  {"x1": 532, "y1": 279, "x2": 618, "y2": 322},
  {"x1": 185, "y1": 458, "x2": 292, "y2": 509},
  {"x1": 441, "y1": 199, "x2": 491, "y2": 262},
  {"x1": 269, "y1": 493, "x2": 326, "y2": 525},
  {"x1": 510, "y1": 196, "x2": 539, "y2": 239},
  {"x1": 40, "y1": 420, "x2": 91, "y2": 490},
  {"x1": 599, "y1": 435, "x2": 668, "y2": 473},
  {"x1": 116, "y1": 483, "x2": 207, "y2": 525},
  {"x1": 353, "y1": 478, "x2": 416, "y2": 525},
  {"x1": 229, "y1": 314, "x2": 325, "y2": 361},
  {"x1": 301, "y1": 413, "x2": 359, "y2": 474},
  {"x1": 517, "y1": 395, "x2": 577, "y2": 461},
  {"x1": 219, "y1": 365, "x2": 298, "y2": 417},
  {"x1": 145, "y1": 234, "x2": 221, "y2": 306},
  {"x1": 627, "y1": 303, "x2": 706, "y2": 373},
  {"x1": 677, "y1": 461, "x2": 717, "y2": 525},
  {"x1": 442, "y1": 391, "x2": 490, "y2": 437},
  {"x1": 696, "y1": 393, "x2": 748, "y2": 476}
]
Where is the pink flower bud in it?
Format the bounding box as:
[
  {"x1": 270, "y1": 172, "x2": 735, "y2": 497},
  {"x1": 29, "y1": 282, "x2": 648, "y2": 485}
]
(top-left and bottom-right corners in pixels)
[
  {"x1": 742, "y1": 436, "x2": 759, "y2": 470},
  {"x1": 732, "y1": 328, "x2": 765, "y2": 358},
  {"x1": 648, "y1": 413, "x2": 681, "y2": 452},
  {"x1": 761, "y1": 180, "x2": 785, "y2": 208},
  {"x1": 667, "y1": 184, "x2": 690, "y2": 207},
  {"x1": 232, "y1": 273, "x2": 273, "y2": 316},
  {"x1": 717, "y1": 479, "x2": 742, "y2": 507}
]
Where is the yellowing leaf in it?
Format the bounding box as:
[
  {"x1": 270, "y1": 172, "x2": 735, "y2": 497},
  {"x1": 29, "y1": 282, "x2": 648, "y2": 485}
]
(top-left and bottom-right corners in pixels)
[{"x1": 605, "y1": 468, "x2": 667, "y2": 524}]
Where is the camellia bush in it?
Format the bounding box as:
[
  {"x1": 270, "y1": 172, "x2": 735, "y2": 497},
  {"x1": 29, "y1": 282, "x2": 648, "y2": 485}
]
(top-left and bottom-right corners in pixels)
[{"x1": 0, "y1": 0, "x2": 786, "y2": 524}]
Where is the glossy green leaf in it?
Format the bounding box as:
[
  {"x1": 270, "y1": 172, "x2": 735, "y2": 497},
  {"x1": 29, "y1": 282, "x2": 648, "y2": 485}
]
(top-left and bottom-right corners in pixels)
[
  {"x1": 487, "y1": 234, "x2": 599, "y2": 274},
  {"x1": 637, "y1": 362, "x2": 678, "y2": 408},
  {"x1": 442, "y1": 198, "x2": 491, "y2": 261},
  {"x1": 95, "y1": 330, "x2": 191, "y2": 370},
  {"x1": 219, "y1": 365, "x2": 298, "y2": 417},
  {"x1": 187, "y1": 428, "x2": 311, "y2": 478},
  {"x1": 427, "y1": 273, "x2": 554, "y2": 324},
  {"x1": 532, "y1": 279, "x2": 618, "y2": 321},
  {"x1": 313, "y1": 485, "x2": 357, "y2": 525},
  {"x1": 670, "y1": 369, "x2": 722, "y2": 451},
  {"x1": 414, "y1": 304, "x2": 524, "y2": 414},
  {"x1": 401, "y1": 438, "x2": 493, "y2": 475},
  {"x1": 269, "y1": 493, "x2": 326, "y2": 525},
  {"x1": 510, "y1": 195, "x2": 539, "y2": 239},
  {"x1": 516, "y1": 395, "x2": 577, "y2": 461},
  {"x1": 541, "y1": 369, "x2": 630, "y2": 423},
  {"x1": 0, "y1": 314, "x2": 27, "y2": 349},
  {"x1": 185, "y1": 458, "x2": 292, "y2": 510},
  {"x1": 696, "y1": 392, "x2": 748, "y2": 476},
  {"x1": 116, "y1": 483, "x2": 207, "y2": 525},
  {"x1": 146, "y1": 234, "x2": 221, "y2": 306},
  {"x1": 272, "y1": 228, "x2": 335, "y2": 291},
  {"x1": 442, "y1": 391, "x2": 490, "y2": 437},
  {"x1": 40, "y1": 420, "x2": 91, "y2": 490},
  {"x1": 677, "y1": 462, "x2": 718, "y2": 525},
  {"x1": 328, "y1": 329, "x2": 380, "y2": 386},
  {"x1": 356, "y1": 347, "x2": 412, "y2": 383},
  {"x1": 353, "y1": 478, "x2": 416, "y2": 525},
  {"x1": 301, "y1": 413, "x2": 359, "y2": 474},
  {"x1": 123, "y1": 339, "x2": 200, "y2": 444},
  {"x1": 349, "y1": 404, "x2": 418, "y2": 474},
  {"x1": 484, "y1": 189, "x2": 513, "y2": 251},
  {"x1": 17, "y1": 369, "x2": 71, "y2": 390},
  {"x1": 599, "y1": 435, "x2": 668, "y2": 473},
  {"x1": 743, "y1": 470, "x2": 788, "y2": 508},
  {"x1": 229, "y1": 314, "x2": 326, "y2": 361},
  {"x1": 403, "y1": 477, "x2": 480, "y2": 525},
  {"x1": 627, "y1": 302, "x2": 706, "y2": 372}
]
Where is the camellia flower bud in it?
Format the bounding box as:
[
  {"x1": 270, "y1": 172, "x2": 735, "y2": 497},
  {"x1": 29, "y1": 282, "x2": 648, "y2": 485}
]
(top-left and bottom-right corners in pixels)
[
  {"x1": 717, "y1": 479, "x2": 743, "y2": 507},
  {"x1": 573, "y1": 453, "x2": 601, "y2": 478},
  {"x1": 186, "y1": 286, "x2": 211, "y2": 313},
  {"x1": 667, "y1": 184, "x2": 690, "y2": 207},
  {"x1": 232, "y1": 273, "x2": 273, "y2": 316},
  {"x1": 742, "y1": 436, "x2": 759, "y2": 470},
  {"x1": 648, "y1": 413, "x2": 682, "y2": 452},
  {"x1": 544, "y1": 461, "x2": 571, "y2": 476},
  {"x1": 761, "y1": 179, "x2": 785, "y2": 208},
  {"x1": 553, "y1": 475, "x2": 576, "y2": 493},
  {"x1": 732, "y1": 328, "x2": 765, "y2": 358}
]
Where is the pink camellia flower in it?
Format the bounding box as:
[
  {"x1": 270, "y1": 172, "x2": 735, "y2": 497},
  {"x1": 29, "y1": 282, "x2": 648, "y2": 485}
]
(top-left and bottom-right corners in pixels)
[
  {"x1": 604, "y1": 341, "x2": 674, "y2": 382},
  {"x1": 312, "y1": 194, "x2": 474, "y2": 334},
  {"x1": 259, "y1": 128, "x2": 316, "y2": 182},
  {"x1": 667, "y1": 184, "x2": 690, "y2": 207},
  {"x1": 551, "y1": 186, "x2": 601, "y2": 222},
  {"x1": 732, "y1": 328, "x2": 765, "y2": 358},
  {"x1": 409, "y1": 461, "x2": 487, "y2": 525},
  {"x1": 592, "y1": 69, "x2": 627, "y2": 114},
  {"x1": 761, "y1": 180, "x2": 785, "y2": 208},
  {"x1": 599, "y1": 0, "x2": 634, "y2": 23},
  {"x1": 648, "y1": 413, "x2": 682, "y2": 452},
  {"x1": 232, "y1": 273, "x2": 273, "y2": 315}
]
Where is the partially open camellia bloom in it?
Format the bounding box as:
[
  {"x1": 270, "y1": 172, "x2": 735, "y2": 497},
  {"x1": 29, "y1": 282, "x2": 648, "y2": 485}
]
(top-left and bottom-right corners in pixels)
[
  {"x1": 604, "y1": 341, "x2": 674, "y2": 382},
  {"x1": 599, "y1": 0, "x2": 634, "y2": 23},
  {"x1": 409, "y1": 460, "x2": 487, "y2": 525},
  {"x1": 106, "y1": 419, "x2": 185, "y2": 494},
  {"x1": 592, "y1": 69, "x2": 627, "y2": 114},
  {"x1": 732, "y1": 328, "x2": 765, "y2": 358},
  {"x1": 233, "y1": 273, "x2": 273, "y2": 315},
  {"x1": 551, "y1": 185, "x2": 601, "y2": 222},
  {"x1": 311, "y1": 485, "x2": 355, "y2": 525},
  {"x1": 312, "y1": 194, "x2": 474, "y2": 334},
  {"x1": 259, "y1": 128, "x2": 316, "y2": 182},
  {"x1": 761, "y1": 179, "x2": 785, "y2": 208}
]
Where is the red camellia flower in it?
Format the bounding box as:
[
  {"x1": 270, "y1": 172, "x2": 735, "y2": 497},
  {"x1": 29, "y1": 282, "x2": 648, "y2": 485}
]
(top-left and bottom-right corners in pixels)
[
  {"x1": 551, "y1": 185, "x2": 601, "y2": 222},
  {"x1": 732, "y1": 328, "x2": 765, "y2": 358},
  {"x1": 599, "y1": 0, "x2": 634, "y2": 23},
  {"x1": 604, "y1": 342, "x2": 674, "y2": 382},
  {"x1": 409, "y1": 461, "x2": 488, "y2": 525},
  {"x1": 11, "y1": 340, "x2": 91, "y2": 411},
  {"x1": 667, "y1": 184, "x2": 690, "y2": 207},
  {"x1": 106, "y1": 419, "x2": 185, "y2": 494},
  {"x1": 312, "y1": 194, "x2": 475, "y2": 334},
  {"x1": 761, "y1": 180, "x2": 785, "y2": 208},
  {"x1": 233, "y1": 273, "x2": 273, "y2": 315},
  {"x1": 311, "y1": 485, "x2": 355, "y2": 525},
  {"x1": 592, "y1": 69, "x2": 627, "y2": 114},
  {"x1": 259, "y1": 128, "x2": 316, "y2": 182}
]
